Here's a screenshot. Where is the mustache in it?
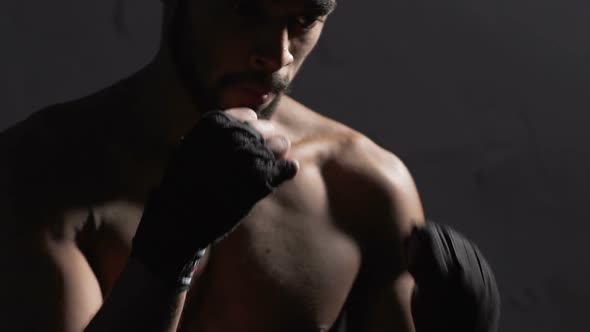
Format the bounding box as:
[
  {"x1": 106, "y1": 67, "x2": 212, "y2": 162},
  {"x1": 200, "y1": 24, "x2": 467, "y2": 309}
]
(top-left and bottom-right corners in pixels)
[{"x1": 218, "y1": 71, "x2": 291, "y2": 94}]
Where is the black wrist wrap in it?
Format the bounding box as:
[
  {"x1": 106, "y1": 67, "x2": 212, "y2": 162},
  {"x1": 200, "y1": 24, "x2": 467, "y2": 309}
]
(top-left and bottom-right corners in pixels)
[
  {"x1": 131, "y1": 111, "x2": 296, "y2": 290},
  {"x1": 409, "y1": 222, "x2": 501, "y2": 332}
]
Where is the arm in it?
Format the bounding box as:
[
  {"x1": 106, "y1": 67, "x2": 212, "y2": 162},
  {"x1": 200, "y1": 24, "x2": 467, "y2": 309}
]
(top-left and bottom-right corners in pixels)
[
  {"x1": 85, "y1": 253, "x2": 188, "y2": 332},
  {"x1": 3, "y1": 225, "x2": 189, "y2": 332},
  {"x1": 2, "y1": 109, "x2": 297, "y2": 332},
  {"x1": 353, "y1": 140, "x2": 424, "y2": 332},
  {"x1": 325, "y1": 134, "x2": 424, "y2": 331},
  {"x1": 341, "y1": 136, "x2": 499, "y2": 332},
  {"x1": 1, "y1": 128, "x2": 181, "y2": 331}
]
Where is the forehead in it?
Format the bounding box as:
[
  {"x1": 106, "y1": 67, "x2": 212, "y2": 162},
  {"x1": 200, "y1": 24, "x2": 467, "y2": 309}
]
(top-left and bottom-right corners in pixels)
[{"x1": 259, "y1": 0, "x2": 337, "y2": 14}]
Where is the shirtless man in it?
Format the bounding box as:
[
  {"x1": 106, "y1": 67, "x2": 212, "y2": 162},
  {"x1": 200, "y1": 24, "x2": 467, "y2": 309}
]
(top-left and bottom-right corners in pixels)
[{"x1": 1, "y1": 1, "x2": 499, "y2": 331}]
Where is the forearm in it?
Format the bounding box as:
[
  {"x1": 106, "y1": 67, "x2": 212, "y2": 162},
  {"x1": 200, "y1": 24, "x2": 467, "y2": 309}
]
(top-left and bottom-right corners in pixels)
[
  {"x1": 347, "y1": 273, "x2": 416, "y2": 332},
  {"x1": 84, "y1": 257, "x2": 187, "y2": 332}
]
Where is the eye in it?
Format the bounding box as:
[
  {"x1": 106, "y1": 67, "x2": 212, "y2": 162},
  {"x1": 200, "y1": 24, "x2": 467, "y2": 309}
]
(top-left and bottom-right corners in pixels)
[{"x1": 291, "y1": 15, "x2": 323, "y2": 32}]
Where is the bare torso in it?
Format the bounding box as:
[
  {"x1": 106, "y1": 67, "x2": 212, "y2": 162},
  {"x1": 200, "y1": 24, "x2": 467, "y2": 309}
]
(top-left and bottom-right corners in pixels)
[
  {"x1": 1, "y1": 77, "x2": 417, "y2": 331},
  {"x1": 179, "y1": 120, "x2": 362, "y2": 331}
]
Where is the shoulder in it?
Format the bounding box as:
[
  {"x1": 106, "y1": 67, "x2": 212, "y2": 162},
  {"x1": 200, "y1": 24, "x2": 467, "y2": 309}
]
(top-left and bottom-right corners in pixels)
[
  {"x1": 328, "y1": 127, "x2": 425, "y2": 236},
  {"x1": 0, "y1": 106, "x2": 102, "y2": 330},
  {"x1": 283, "y1": 97, "x2": 423, "y2": 217},
  {"x1": 0, "y1": 102, "x2": 97, "y2": 234},
  {"x1": 283, "y1": 97, "x2": 425, "y2": 270}
]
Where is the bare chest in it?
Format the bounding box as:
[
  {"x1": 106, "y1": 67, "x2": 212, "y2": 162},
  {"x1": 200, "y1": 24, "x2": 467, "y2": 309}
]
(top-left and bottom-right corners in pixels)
[
  {"x1": 89, "y1": 157, "x2": 361, "y2": 331},
  {"x1": 179, "y1": 163, "x2": 361, "y2": 331}
]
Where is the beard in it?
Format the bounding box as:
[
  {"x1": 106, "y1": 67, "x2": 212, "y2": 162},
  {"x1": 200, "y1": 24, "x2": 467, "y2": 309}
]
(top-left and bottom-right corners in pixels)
[{"x1": 167, "y1": 1, "x2": 290, "y2": 120}]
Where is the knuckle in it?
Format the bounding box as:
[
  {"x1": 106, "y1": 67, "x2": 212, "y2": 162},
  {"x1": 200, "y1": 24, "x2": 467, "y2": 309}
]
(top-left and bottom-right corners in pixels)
[
  {"x1": 248, "y1": 122, "x2": 265, "y2": 134},
  {"x1": 268, "y1": 136, "x2": 290, "y2": 151},
  {"x1": 260, "y1": 121, "x2": 275, "y2": 133},
  {"x1": 224, "y1": 108, "x2": 257, "y2": 121},
  {"x1": 237, "y1": 108, "x2": 257, "y2": 121},
  {"x1": 249, "y1": 121, "x2": 274, "y2": 138},
  {"x1": 278, "y1": 135, "x2": 291, "y2": 148},
  {"x1": 245, "y1": 109, "x2": 258, "y2": 119},
  {"x1": 222, "y1": 109, "x2": 239, "y2": 120}
]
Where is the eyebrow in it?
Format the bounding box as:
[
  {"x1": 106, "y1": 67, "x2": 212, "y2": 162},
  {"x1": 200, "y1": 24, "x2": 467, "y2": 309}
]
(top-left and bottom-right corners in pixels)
[{"x1": 304, "y1": 0, "x2": 337, "y2": 15}]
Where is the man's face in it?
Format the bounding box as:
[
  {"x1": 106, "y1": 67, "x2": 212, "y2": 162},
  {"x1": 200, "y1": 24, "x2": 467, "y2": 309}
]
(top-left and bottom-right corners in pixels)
[{"x1": 167, "y1": 0, "x2": 337, "y2": 118}]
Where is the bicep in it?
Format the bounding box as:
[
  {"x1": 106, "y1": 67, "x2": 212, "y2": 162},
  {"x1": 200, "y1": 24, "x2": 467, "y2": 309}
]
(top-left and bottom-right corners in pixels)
[
  {"x1": 5, "y1": 236, "x2": 103, "y2": 332},
  {"x1": 344, "y1": 136, "x2": 424, "y2": 331},
  {"x1": 365, "y1": 150, "x2": 423, "y2": 331},
  {"x1": 349, "y1": 273, "x2": 415, "y2": 332}
]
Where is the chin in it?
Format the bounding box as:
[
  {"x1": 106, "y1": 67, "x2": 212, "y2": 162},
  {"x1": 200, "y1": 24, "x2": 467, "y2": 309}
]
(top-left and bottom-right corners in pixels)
[{"x1": 257, "y1": 94, "x2": 283, "y2": 120}]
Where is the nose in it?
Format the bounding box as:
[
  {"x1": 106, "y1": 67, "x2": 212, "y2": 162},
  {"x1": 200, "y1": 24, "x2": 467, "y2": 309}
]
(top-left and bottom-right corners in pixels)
[{"x1": 249, "y1": 27, "x2": 294, "y2": 73}]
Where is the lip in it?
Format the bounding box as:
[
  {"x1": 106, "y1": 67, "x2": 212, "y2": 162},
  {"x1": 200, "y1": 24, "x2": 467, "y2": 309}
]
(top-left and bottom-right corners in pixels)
[
  {"x1": 240, "y1": 82, "x2": 274, "y2": 96},
  {"x1": 224, "y1": 84, "x2": 274, "y2": 108}
]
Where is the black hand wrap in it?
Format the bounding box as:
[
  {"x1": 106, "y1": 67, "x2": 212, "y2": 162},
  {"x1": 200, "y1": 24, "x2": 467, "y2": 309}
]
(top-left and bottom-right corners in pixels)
[
  {"x1": 408, "y1": 222, "x2": 500, "y2": 332},
  {"x1": 131, "y1": 111, "x2": 298, "y2": 290}
]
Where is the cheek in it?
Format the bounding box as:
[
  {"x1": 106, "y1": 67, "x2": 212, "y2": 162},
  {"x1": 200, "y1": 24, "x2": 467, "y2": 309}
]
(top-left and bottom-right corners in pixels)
[
  {"x1": 190, "y1": 25, "x2": 252, "y2": 82},
  {"x1": 291, "y1": 31, "x2": 322, "y2": 64},
  {"x1": 181, "y1": 4, "x2": 248, "y2": 78},
  {"x1": 181, "y1": 26, "x2": 236, "y2": 88},
  {"x1": 293, "y1": 24, "x2": 324, "y2": 53}
]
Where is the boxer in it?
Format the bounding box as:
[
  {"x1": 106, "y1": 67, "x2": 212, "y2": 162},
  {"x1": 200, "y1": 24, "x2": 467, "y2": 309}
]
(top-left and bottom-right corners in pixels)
[{"x1": 1, "y1": 0, "x2": 499, "y2": 331}]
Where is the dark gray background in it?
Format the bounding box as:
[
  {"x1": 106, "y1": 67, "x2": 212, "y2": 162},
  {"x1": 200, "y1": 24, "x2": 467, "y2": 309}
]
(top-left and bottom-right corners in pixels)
[{"x1": 6, "y1": 0, "x2": 590, "y2": 331}]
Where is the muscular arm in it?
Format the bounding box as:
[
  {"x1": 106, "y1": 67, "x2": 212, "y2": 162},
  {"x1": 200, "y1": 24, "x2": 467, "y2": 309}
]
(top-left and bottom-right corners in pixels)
[
  {"x1": 2, "y1": 215, "x2": 188, "y2": 332},
  {"x1": 1, "y1": 107, "x2": 293, "y2": 332},
  {"x1": 0, "y1": 127, "x2": 189, "y2": 332},
  {"x1": 344, "y1": 136, "x2": 501, "y2": 332},
  {"x1": 364, "y1": 147, "x2": 423, "y2": 332},
  {"x1": 329, "y1": 134, "x2": 424, "y2": 331},
  {"x1": 85, "y1": 254, "x2": 188, "y2": 332}
]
